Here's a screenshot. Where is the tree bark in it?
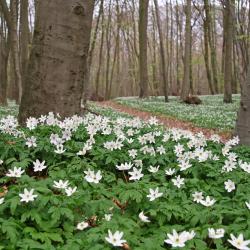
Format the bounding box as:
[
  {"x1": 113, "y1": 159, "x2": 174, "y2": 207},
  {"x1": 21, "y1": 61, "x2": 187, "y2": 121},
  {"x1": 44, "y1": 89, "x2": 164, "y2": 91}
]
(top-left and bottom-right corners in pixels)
[
  {"x1": 0, "y1": 15, "x2": 9, "y2": 106},
  {"x1": 181, "y1": 0, "x2": 192, "y2": 101},
  {"x1": 20, "y1": 0, "x2": 30, "y2": 84},
  {"x1": 0, "y1": 0, "x2": 22, "y2": 103},
  {"x1": 223, "y1": 0, "x2": 234, "y2": 103},
  {"x1": 154, "y1": 0, "x2": 168, "y2": 102},
  {"x1": 236, "y1": 7, "x2": 250, "y2": 145},
  {"x1": 139, "y1": 0, "x2": 149, "y2": 98},
  {"x1": 18, "y1": 0, "x2": 95, "y2": 124}
]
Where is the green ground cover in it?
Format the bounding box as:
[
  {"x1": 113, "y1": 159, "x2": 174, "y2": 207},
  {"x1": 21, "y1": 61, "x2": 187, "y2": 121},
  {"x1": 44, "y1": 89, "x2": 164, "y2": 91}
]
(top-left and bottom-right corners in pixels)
[
  {"x1": 0, "y1": 103, "x2": 250, "y2": 249},
  {"x1": 115, "y1": 95, "x2": 240, "y2": 131}
]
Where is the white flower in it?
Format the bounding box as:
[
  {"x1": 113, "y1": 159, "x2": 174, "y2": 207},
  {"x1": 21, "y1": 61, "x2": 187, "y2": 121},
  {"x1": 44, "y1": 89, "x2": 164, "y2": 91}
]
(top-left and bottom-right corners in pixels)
[
  {"x1": 53, "y1": 180, "x2": 69, "y2": 189},
  {"x1": 0, "y1": 160, "x2": 3, "y2": 165},
  {"x1": 224, "y1": 179, "x2": 235, "y2": 192},
  {"x1": 222, "y1": 160, "x2": 237, "y2": 172},
  {"x1": 157, "y1": 146, "x2": 166, "y2": 155},
  {"x1": 84, "y1": 169, "x2": 102, "y2": 184},
  {"x1": 164, "y1": 230, "x2": 195, "y2": 248},
  {"x1": 179, "y1": 160, "x2": 192, "y2": 171},
  {"x1": 134, "y1": 160, "x2": 143, "y2": 168},
  {"x1": 139, "y1": 212, "x2": 150, "y2": 223},
  {"x1": 147, "y1": 187, "x2": 163, "y2": 201},
  {"x1": 172, "y1": 175, "x2": 185, "y2": 188},
  {"x1": 148, "y1": 165, "x2": 160, "y2": 173},
  {"x1": 128, "y1": 167, "x2": 144, "y2": 181},
  {"x1": 200, "y1": 196, "x2": 216, "y2": 207},
  {"x1": 104, "y1": 214, "x2": 112, "y2": 221},
  {"x1": 239, "y1": 162, "x2": 250, "y2": 174},
  {"x1": 245, "y1": 201, "x2": 250, "y2": 210},
  {"x1": 148, "y1": 116, "x2": 158, "y2": 125},
  {"x1": 127, "y1": 138, "x2": 133, "y2": 144},
  {"x1": 210, "y1": 134, "x2": 221, "y2": 143},
  {"x1": 192, "y1": 191, "x2": 204, "y2": 203},
  {"x1": 0, "y1": 198, "x2": 4, "y2": 204},
  {"x1": 165, "y1": 168, "x2": 175, "y2": 176},
  {"x1": 26, "y1": 117, "x2": 38, "y2": 130},
  {"x1": 26, "y1": 136, "x2": 37, "y2": 148},
  {"x1": 76, "y1": 221, "x2": 89, "y2": 230},
  {"x1": 33, "y1": 159, "x2": 47, "y2": 172},
  {"x1": 54, "y1": 144, "x2": 66, "y2": 154},
  {"x1": 228, "y1": 233, "x2": 250, "y2": 250},
  {"x1": 208, "y1": 228, "x2": 225, "y2": 239},
  {"x1": 105, "y1": 230, "x2": 126, "y2": 247},
  {"x1": 19, "y1": 188, "x2": 38, "y2": 203},
  {"x1": 174, "y1": 144, "x2": 185, "y2": 156},
  {"x1": 65, "y1": 186, "x2": 77, "y2": 196},
  {"x1": 116, "y1": 162, "x2": 133, "y2": 171},
  {"x1": 128, "y1": 149, "x2": 137, "y2": 158},
  {"x1": 6, "y1": 167, "x2": 25, "y2": 178}
]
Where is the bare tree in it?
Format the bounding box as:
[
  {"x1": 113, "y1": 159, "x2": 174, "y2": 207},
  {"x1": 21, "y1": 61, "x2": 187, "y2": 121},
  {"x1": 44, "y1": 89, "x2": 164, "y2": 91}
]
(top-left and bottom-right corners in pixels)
[
  {"x1": 138, "y1": 0, "x2": 149, "y2": 98},
  {"x1": 222, "y1": 0, "x2": 234, "y2": 103},
  {"x1": 154, "y1": 0, "x2": 168, "y2": 102},
  {"x1": 181, "y1": 0, "x2": 192, "y2": 101},
  {"x1": 0, "y1": 0, "x2": 22, "y2": 103}
]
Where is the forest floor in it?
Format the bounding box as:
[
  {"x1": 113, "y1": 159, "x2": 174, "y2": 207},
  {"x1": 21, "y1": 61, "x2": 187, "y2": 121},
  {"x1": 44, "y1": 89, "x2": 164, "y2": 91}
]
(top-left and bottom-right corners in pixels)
[{"x1": 95, "y1": 100, "x2": 233, "y2": 142}]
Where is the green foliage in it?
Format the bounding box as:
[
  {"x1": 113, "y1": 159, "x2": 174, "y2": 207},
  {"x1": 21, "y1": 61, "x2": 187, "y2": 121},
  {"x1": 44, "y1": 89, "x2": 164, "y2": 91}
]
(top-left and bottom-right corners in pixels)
[
  {"x1": 0, "y1": 102, "x2": 249, "y2": 249},
  {"x1": 115, "y1": 95, "x2": 240, "y2": 131}
]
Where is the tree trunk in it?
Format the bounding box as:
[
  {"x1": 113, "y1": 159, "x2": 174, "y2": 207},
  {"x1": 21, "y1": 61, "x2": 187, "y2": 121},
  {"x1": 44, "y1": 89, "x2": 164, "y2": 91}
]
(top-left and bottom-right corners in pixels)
[
  {"x1": 139, "y1": 0, "x2": 149, "y2": 98},
  {"x1": 83, "y1": 0, "x2": 104, "y2": 103},
  {"x1": 223, "y1": 0, "x2": 234, "y2": 103},
  {"x1": 181, "y1": 0, "x2": 192, "y2": 101},
  {"x1": 95, "y1": 5, "x2": 104, "y2": 97},
  {"x1": 20, "y1": 0, "x2": 30, "y2": 84},
  {"x1": 0, "y1": 19, "x2": 9, "y2": 106},
  {"x1": 236, "y1": 9, "x2": 250, "y2": 145},
  {"x1": 154, "y1": 0, "x2": 168, "y2": 102},
  {"x1": 203, "y1": 7, "x2": 215, "y2": 95},
  {"x1": 0, "y1": 0, "x2": 22, "y2": 104},
  {"x1": 18, "y1": 0, "x2": 95, "y2": 124}
]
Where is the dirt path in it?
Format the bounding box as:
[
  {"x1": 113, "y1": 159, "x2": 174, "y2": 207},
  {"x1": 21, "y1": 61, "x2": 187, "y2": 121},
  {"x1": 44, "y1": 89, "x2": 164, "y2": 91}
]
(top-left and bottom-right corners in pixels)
[{"x1": 95, "y1": 101, "x2": 232, "y2": 141}]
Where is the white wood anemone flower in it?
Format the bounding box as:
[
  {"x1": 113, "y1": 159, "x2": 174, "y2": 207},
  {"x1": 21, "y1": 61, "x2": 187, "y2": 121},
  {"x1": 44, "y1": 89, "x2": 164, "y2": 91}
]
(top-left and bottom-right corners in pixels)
[
  {"x1": 228, "y1": 233, "x2": 250, "y2": 250},
  {"x1": 19, "y1": 188, "x2": 38, "y2": 203},
  {"x1": 105, "y1": 230, "x2": 126, "y2": 247},
  {"x1": 139, "y1": 211, "x2": 150, "y2": 223}
]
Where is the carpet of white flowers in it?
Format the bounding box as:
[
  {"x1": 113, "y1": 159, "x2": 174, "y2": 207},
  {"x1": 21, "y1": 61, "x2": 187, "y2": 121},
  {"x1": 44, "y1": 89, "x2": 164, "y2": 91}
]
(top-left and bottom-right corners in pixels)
[
  {"x1": 0, "y1": 110, "x2": 250, "y2": 249},
  {"x1": 115, "y1": 95, "x2": 240, "y2": 131}
]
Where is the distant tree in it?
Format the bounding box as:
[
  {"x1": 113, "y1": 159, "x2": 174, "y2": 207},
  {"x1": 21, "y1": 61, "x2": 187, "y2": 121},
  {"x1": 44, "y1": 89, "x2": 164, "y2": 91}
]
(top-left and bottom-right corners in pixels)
[
  {"x1": 181, "y1": 0, "x2": 192, "y2": 101},
  {"x1": 222, "y1": 0, "x2": 234, "y2": 103},
  {"x1": 20, "y1": 0, "x2": 30, "y2": 85},
  {"x1": 0, "y1": 0, "x2": 22, "y2": 103},
  {"x1": 154, "y1": 0, "x2": 168, "y2": 102},
  {"x1": 18, "y1": 0, "x2": 95, "y2": 124},
  {"x1": 138, "y1": 0, "x2": 149, "y2": 98},
  {"x1": 0, "y1": 9, "x2": 9, "y2": 105}
]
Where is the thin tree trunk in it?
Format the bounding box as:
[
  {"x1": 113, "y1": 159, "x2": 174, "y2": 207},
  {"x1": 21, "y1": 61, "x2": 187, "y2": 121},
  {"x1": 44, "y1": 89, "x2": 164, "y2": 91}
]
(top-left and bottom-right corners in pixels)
[
  {"x1": 83, "y1": 0, "x2": 104, "y2": 103},
  {"x1": 223, "y1": 0, "x2": 234, "y2": 103},
  {"x1": 95, "y1": 6, "x2": 105, "y2": 97},
  {"x1": 181, "y1": 0, "x2": 192, "y2": 101},
  {"x1": 0, "y1": 0, "x2": 22, "y2": 103},
  {"x1": 154, "y1": 0, "x2": 168, "y2": 102},
  {"x1": 20, "y1": 0, "x2": 30, "y2": 84},
  {"x1": 139, "y1": 0, "x2": 149, "y2": 98}
]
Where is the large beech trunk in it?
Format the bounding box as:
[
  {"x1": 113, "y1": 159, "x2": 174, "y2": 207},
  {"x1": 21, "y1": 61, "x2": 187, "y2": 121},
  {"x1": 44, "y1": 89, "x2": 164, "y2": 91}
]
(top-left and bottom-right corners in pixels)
[
  {"x1": 235, "y1": 12, "x2": 250, "y2": 145},
  {"x1": 18, "y1": 0, "x2": 94, "y2": 124}
]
